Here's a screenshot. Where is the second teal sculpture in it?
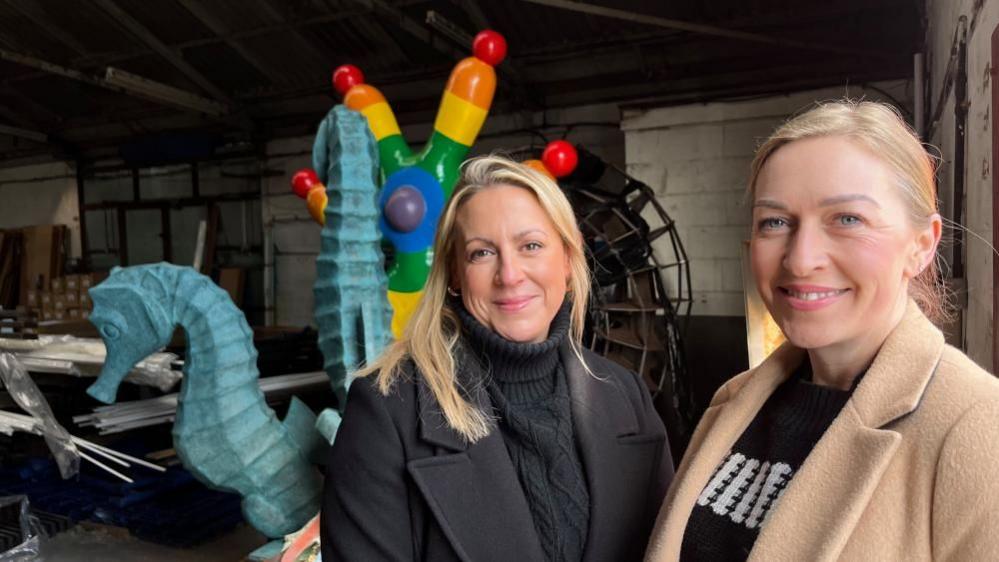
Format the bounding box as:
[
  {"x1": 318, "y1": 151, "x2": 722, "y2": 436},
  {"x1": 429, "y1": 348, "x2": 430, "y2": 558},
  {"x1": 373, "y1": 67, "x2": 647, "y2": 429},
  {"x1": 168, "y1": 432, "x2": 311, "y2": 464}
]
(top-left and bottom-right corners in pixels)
[{"x1": 311, "y1": 105, "x2": 393, "y2": 441}]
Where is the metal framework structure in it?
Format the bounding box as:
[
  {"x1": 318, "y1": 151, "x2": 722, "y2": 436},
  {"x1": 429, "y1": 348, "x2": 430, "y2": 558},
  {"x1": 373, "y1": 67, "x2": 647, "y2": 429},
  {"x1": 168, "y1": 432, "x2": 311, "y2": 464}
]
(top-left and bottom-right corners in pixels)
[{"x1": 0, "y1": 0, "x2": 920, "y2": 166}]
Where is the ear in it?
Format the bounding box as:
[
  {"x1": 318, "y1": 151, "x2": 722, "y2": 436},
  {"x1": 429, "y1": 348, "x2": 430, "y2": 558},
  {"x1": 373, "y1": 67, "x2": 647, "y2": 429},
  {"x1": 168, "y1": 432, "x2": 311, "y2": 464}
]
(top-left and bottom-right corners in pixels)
[{"x1": 905, "y1": 213, "x2": 942, "y2": 279}]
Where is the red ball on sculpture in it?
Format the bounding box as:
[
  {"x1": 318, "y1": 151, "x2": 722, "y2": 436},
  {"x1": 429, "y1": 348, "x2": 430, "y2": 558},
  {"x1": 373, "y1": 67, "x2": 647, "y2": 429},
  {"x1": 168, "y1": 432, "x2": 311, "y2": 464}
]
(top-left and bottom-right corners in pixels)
[
  {"x1": 291, "y1": 169, "x2": 320, "y2": 199},
  {"x1": 542, "y1": 141, "x2": 578, "y2": 178},
  {"x1": 332, "y1": 65, "x2": 364, "y2": 95},
  {"x1": 473, "y1": 30, "x2": 507, "y2": 67}
]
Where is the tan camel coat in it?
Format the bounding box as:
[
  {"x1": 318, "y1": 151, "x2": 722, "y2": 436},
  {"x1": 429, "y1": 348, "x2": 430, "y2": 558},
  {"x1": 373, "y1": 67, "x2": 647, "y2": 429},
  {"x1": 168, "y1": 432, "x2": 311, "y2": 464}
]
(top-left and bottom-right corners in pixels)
[{"x1": 646, "y1": 301, "x2": 999, "y2": 561}]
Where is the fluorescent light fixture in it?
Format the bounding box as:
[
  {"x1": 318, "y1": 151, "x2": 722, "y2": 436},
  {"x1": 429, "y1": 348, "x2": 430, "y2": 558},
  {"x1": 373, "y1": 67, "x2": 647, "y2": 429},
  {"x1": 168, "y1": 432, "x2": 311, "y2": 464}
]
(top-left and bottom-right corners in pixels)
[
  {"x1": 104, "y1": 67, "x2": 229, "y2": 117},
  {"x1": 0, "y1": 123, "x2": 47, "y2": 143}
]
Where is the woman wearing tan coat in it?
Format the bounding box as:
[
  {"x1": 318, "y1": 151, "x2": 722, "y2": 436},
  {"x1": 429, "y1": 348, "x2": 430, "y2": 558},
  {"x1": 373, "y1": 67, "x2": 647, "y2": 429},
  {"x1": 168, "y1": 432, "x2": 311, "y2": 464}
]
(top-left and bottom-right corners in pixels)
[{"x1": 646, "y1": 101, "x2": 999, "y2": 561}]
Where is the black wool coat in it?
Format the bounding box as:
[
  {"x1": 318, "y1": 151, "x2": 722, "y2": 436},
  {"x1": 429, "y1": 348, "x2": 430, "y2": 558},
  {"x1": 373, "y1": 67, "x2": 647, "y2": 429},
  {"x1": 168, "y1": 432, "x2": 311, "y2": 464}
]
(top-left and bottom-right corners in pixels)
[{"x1": 321, "y1": 342, "x2": 674, "y2": 562}]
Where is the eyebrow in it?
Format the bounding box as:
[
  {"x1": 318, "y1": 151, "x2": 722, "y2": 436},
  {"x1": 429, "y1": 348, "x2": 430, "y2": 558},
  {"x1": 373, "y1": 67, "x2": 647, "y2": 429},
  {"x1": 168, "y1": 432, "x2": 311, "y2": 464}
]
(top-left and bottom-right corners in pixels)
[
  {"x1": 463, "y1": 228, "x2": 548, "y2": 247},
  {"x1": 752, "y1": 194, "x2": 882, "y2": 210},
  {"x1": 818, "y1": 193, "x2": 881, "y2": 208}
]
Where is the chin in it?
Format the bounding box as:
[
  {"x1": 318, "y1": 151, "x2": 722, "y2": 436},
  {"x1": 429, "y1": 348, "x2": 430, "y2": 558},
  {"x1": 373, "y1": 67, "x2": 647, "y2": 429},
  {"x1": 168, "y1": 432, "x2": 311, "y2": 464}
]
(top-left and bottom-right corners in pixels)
[{"x1": 778, "y1": 322, "x2": 840, "y2": 350}]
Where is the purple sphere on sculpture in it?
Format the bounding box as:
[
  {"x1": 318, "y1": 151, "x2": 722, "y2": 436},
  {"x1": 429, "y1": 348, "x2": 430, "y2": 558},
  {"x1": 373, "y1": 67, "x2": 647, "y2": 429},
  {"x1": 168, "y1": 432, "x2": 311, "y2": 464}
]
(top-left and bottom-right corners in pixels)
[{"x1": 384, "y1": 186, "x2": 427, "y2": 233}]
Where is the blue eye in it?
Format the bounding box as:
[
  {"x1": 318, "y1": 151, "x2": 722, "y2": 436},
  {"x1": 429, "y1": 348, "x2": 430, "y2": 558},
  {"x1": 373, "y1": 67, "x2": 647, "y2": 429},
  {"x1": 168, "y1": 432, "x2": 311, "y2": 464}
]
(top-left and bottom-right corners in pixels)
[
  {"x1": 469, "y1": 249, "x2": 493, "y2": 261},
  {"x1": 838, "y1": 215, "x2": 862, "y2": 226},
  {"x1": 757, "y1": 217, "x2": 788, "y2": 231}
]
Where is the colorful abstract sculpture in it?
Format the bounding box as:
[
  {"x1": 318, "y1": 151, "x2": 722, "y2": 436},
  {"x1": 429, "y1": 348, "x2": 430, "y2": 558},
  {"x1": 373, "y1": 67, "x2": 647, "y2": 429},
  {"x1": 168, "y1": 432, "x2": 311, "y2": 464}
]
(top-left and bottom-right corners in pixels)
[
  {"x1": 293, "y1": 30, "x2": 507, "y2": 337},
  {"x1": 85, "y1": 264, "x2": 323, "y2": 538}
]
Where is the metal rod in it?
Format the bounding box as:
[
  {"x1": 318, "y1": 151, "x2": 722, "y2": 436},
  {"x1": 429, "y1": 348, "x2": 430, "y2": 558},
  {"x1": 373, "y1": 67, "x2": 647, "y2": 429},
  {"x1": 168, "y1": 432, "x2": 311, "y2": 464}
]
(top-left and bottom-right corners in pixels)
[{"x1": 78, "y1": 449, "x2": 134, "y2": 483}]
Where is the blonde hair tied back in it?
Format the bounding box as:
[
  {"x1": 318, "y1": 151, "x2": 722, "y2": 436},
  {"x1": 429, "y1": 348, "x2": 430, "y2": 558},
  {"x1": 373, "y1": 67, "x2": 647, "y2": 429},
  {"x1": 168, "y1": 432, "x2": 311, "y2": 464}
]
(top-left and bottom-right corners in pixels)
[{"x1": 747, "y1": 99, "x2": 950, "y2": 324}]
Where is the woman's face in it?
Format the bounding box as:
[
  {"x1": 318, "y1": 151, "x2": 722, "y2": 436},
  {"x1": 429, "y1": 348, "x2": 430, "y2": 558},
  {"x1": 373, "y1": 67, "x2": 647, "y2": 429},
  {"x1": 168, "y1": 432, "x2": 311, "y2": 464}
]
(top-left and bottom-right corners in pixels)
[
  {"x1": 750, "y1": 135, "x2": 939, "y2": 354},
  {"x1": 454, "y1": 185, "x2": 570, "y2": 343}
]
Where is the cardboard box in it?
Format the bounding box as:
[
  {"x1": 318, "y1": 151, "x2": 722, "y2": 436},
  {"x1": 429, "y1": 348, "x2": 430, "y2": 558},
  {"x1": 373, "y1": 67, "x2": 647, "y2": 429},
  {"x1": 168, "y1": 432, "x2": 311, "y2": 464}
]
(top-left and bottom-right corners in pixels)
[
  {"x1": 80, "y1": 272, "x2": 108, "y2": 290},
  {"x1": 64, "y1": 274, "x2": 79, "y2": 293}
]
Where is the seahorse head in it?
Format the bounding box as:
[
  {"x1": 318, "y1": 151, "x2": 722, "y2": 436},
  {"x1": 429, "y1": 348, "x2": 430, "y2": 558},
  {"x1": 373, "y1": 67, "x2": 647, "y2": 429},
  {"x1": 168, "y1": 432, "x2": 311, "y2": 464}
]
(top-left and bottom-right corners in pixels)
[{"x1": 86, "y1": 264, "x2": 176, "y2": 404}]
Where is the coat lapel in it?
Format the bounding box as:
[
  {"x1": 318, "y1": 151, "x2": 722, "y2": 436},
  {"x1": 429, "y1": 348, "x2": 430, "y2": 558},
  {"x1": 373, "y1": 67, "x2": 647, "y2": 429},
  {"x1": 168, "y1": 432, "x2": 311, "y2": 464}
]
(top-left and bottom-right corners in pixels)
[
  {"x1": 749, "y1": 301, "x2": 945, "y2": 561},
  {"x1": 406, "y1": 356, "x2": 546, "y2": 562},
  {"x1": 563, "y1": 346, "x2": 667, "y2": 562},
  {"x1": 646, "y1": 343, "x2": 804, "y2": 561}
]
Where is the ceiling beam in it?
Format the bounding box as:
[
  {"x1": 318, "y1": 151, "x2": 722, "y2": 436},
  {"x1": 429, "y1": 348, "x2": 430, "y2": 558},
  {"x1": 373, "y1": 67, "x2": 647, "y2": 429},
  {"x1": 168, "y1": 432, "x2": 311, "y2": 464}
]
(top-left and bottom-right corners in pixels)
[
  {"x1": 349, "y1": 0, "x2": 467, "y2": 60},
  {"x1": 3, "y1": 0, "x2": 91, "y2": 57},
  {"x1": 174, "y1": 0, "x2": 286, "y2": 85},
  {"x1": 247, "y1": 0, "x2": 336, "y2": 71},
  {"x1": 0, "y1": 123, "x2": 47, "y2": 143},
  {"x1": 0, "y1": 85, "x2": 64, "y2": 125},
  {"x1": 0, "y1": 49, "x2": 230, "y2": 117},
  {"x1": 89, "y1": 0, "x2": 232, "y2": 102},
  {"x1": 518, "y1": 0, "x2": 896, "y2": 60}
]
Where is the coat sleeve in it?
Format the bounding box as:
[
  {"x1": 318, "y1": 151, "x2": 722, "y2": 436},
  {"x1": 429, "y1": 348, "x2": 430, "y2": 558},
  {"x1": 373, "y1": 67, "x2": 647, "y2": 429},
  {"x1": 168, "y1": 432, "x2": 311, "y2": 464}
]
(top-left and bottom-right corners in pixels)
[
  {"x1": 932, "y1": 397, "x2": 999, "y2": 561},
  {"x1": 321, "y1": 376, "x2": 414, "y2": 562}
]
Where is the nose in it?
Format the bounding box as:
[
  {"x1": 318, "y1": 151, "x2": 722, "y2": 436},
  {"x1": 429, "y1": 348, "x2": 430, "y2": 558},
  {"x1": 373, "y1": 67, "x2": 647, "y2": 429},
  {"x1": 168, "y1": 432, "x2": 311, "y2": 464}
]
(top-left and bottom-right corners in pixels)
[
  {"x1": 496, "y1": 252, "x2": 526, "y2": 286},
  {"x1": 782, "y1": 222, "x2": 829, "y2": 277}
]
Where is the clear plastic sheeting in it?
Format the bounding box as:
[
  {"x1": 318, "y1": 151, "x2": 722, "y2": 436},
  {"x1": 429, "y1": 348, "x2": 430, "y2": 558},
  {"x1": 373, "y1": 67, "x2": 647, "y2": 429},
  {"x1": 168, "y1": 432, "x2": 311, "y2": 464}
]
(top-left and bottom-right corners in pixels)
[
  {"x1": 0, "y1": 335, "x2": 181, "y2": 392},
  {"x1": 0, "y1": 353, "x2": 80, "y2": 479},
  {"x1": 0, "y1": 496, "x2": 43, "y2": 561}
]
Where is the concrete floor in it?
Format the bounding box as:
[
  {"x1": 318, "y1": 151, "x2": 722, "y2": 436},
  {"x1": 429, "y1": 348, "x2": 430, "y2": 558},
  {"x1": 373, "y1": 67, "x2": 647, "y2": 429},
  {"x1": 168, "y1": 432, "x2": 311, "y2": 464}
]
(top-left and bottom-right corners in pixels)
[{"x1": 37, "y1": 522, "x2": 269, "y2": 562}]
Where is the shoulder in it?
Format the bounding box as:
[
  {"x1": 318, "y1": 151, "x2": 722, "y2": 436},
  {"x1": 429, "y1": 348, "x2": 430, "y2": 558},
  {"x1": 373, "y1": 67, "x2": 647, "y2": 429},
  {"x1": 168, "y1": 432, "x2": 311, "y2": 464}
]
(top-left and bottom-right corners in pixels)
[
  {"x1": 343, "y1": 363, "x2": 422, "y2": 428},
  {"x1": 579, "y1": 347, "x2": 643, "y2": 390},
  {"x1": 931, "y1": 344, "x2": 999, "y2": 437},
  {"x1": 935, "y1": 344, "x2": 999, "y2": 402},
  {"x1": 576, "y1": 347, "x2": 656, "y2": 415},
  {"x1": 930, "y1": 349, "x2": 999, "y2": 554}
]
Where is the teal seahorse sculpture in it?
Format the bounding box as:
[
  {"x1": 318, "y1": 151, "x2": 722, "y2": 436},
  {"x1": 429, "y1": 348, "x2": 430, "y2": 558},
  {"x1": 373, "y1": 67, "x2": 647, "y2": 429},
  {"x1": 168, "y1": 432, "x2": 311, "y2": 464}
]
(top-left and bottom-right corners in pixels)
[
  {"x1": 310, "y1": 105, "x2": 393, "y2": 441},
  {"x1": 85, "y1": 264, "x2": 323, "y2": 538}
]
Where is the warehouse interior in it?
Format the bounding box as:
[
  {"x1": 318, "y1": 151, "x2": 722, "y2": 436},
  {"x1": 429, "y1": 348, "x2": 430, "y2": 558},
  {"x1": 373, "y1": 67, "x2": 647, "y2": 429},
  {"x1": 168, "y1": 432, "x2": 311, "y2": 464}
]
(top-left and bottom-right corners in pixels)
[{"x1": 0, "y1": 0, "x2": 995, "y2": 560}]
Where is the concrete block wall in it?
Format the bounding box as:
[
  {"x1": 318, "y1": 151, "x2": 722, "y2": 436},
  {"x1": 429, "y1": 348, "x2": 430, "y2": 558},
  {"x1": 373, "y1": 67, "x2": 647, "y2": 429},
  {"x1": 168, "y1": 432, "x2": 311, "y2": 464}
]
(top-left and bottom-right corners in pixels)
[
  {"x1": 926, "y1": 0, "x2": 997, "y2": 371},
  {"x1": 622, "y1": 81, "x2": 912, "y2": 317}
]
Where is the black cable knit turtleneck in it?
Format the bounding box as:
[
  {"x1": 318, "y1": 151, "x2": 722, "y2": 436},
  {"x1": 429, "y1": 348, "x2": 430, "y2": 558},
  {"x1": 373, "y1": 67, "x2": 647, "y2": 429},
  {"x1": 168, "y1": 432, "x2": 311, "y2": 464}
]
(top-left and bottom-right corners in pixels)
[{"x1": 457, "y1": 301, "x2": 589, "y2": 562}]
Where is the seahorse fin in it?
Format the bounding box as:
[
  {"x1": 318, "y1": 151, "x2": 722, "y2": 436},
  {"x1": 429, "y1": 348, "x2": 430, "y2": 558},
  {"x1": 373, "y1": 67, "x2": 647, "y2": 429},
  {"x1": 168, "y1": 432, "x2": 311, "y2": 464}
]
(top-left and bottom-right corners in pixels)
[
  {"x1": 282, "y1": 397, "x2": 325, "y2": 465},
  {"x1": 315, "y1": 408, "x2": 342, "y2": 448}
]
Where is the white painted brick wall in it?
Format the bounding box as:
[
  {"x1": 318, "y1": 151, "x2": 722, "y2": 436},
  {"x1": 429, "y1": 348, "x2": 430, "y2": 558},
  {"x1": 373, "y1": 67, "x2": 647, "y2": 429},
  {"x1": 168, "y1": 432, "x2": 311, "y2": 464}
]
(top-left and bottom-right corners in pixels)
[{"x1": 623, "y1": 81, "x2": 912, "y2": 316}]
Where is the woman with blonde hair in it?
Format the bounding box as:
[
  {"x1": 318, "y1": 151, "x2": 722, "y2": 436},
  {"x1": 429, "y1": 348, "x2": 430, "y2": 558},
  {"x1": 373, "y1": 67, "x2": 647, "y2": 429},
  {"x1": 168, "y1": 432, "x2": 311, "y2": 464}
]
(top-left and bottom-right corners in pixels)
[
  {"x1": 645, "y1": 100, "x2": 999, "y2": 561},
  {"x1": 322, "y1": 154, "x2": 673, "y2": 561}
]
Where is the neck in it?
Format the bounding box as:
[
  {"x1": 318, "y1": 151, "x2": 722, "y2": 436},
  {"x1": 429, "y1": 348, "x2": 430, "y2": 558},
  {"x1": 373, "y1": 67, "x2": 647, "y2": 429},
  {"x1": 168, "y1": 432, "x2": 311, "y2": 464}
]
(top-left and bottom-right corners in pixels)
[
  {"x1": 808, "y1": 293, "x2": 909, "y2": 390},
  {"x1": 456, "y1": 300, "x2": 571, "y2": 403}
]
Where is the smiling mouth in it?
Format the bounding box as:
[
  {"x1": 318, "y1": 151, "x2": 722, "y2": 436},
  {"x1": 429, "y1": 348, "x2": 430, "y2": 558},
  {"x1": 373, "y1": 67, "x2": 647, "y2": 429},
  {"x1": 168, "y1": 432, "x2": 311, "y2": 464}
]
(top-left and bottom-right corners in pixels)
[
  {"x1": 779, "y1": 287, "x2": 849, "y2": 301},
  {"x1": 495, "y1": 296, "x2": 535, "y2": 311}
]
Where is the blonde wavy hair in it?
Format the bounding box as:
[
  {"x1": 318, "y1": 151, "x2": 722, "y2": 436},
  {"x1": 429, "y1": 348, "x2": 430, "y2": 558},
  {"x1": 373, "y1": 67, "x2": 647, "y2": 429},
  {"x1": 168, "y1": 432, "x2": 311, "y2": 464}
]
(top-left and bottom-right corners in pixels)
[
  {"x1": 748, "y1": 100, "x2": 949, "y2": 323},
  {"x1": 354, "y1": 154, "x2": 592, "y2": 442}
]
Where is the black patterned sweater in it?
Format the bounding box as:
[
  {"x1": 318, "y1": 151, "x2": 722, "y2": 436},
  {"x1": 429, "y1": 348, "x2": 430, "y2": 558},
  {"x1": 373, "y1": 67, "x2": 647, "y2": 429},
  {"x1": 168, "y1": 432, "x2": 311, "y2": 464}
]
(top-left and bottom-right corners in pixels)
[
  {"x1": 680, "y1": 361, "x2": 858, "y2": 561},
  {"x1": 458, "y1": 302, "x2": 589, "y2": 562}
]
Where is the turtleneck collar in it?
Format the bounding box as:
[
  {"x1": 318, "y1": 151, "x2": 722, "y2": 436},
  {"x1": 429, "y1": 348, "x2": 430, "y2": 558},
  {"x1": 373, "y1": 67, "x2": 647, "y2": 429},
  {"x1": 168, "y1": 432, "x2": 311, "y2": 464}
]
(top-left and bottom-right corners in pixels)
[{"x1": 456, "y1": 299, "x2": 572, "y2": 404}]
